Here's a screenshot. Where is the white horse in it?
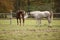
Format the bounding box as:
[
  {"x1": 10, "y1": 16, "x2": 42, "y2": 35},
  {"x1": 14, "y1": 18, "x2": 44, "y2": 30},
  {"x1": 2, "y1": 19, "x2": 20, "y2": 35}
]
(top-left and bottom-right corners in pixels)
[{"x1": 24, "y1": 11, "x2": 53, "y2": 26}]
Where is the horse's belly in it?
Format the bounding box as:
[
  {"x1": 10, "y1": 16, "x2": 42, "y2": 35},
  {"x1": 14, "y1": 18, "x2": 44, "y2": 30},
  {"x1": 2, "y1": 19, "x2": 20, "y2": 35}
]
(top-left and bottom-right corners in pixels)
[
  {"x1": 37, "y1": 13, "x2": 46, "y2": 18},
  {"x1": 35, "y1": 13, "x2": 47, "y2": 19},
  {"x1": 42, "y1": 14, "x2": 47, "y2": 17},
  {"x1": 41, "y1": 13, "x2": 49, "y2": 17},
  {"x1": 34, "y1": 14, "x2": 41, "y2": 19}
]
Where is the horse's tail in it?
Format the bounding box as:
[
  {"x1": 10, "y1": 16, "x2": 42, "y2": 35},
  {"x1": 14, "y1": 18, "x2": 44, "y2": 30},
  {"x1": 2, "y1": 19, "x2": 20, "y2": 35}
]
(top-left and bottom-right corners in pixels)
[{"x1": 50, "y1": 11, "x2": 53, "y2": 21}]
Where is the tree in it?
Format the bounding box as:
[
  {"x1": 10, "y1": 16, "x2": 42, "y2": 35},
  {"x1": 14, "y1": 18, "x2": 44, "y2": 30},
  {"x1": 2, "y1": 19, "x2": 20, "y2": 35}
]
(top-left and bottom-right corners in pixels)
[
  {"x1": 54, "y1": 0, "x2": 60, "y2": 13},
  {"x1": 0, "y1": 0, "x2": 14, "y2": 13}
]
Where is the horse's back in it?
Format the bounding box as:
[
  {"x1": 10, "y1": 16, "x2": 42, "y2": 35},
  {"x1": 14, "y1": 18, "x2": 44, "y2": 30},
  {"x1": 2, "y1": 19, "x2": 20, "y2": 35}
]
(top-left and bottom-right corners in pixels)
[
  {"x1": 30, "y1": 11, "x2": 50, "y2": 18},
  {"x1": 40, "y1": 11, "x2": 50, "y2": 17}
]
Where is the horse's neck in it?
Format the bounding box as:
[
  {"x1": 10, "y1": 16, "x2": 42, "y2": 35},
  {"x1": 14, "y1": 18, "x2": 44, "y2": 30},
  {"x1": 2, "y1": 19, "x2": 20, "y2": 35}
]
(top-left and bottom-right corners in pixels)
[{"x1": 27, "y1": 12, "x2": 30, "y2": 15}]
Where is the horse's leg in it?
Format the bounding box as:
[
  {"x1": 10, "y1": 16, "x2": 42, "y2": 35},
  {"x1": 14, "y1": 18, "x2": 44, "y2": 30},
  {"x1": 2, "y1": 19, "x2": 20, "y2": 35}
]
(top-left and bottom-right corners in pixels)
[
  {"x1": 22, "y1": 18, "x2": 24, "y2": 26},
  {"x1": 17, "y1": 18, "x2": 18, "y2": 25},
  {"x1": 35, "y1": 18, "x2": 38, "y2": 26},
  {"x1": 39, "y1": 19, "x2": 41, "y2": 26},
  {"x1": 36, "y1": 18, "x2": 41, "y2": 26},
  {"x1": 35, "y1": 16, "x2": 38, "y2": 26},
  {"x1": 22, "y1": 15, "x2": 24, "y2": 26},
  {"x1": 19, "y1": 18, "x2": 21, "y2": 26}
]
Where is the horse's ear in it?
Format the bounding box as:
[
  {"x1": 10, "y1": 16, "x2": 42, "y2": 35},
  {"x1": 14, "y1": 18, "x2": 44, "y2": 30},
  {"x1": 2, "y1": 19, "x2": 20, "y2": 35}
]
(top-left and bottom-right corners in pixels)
[{"x1": 27, "y1": 12, "x2": 30, "y2": 15}]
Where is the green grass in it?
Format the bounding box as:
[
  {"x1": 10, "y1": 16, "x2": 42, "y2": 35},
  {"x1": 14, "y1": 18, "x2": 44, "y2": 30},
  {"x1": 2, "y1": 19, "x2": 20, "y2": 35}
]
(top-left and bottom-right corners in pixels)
[{"x1": 0, "y1": 19, "x2": 60, "y2": 40}]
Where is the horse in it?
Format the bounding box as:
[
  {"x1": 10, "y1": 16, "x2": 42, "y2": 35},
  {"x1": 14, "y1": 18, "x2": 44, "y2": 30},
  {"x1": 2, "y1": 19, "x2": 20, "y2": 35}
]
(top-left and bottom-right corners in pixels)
[
  {"x1": 25, "y1": 11, "x2": 53, "y2": 27},
  {"x1": 16, "y1": 10, "x2": 25, "y2": 26}
]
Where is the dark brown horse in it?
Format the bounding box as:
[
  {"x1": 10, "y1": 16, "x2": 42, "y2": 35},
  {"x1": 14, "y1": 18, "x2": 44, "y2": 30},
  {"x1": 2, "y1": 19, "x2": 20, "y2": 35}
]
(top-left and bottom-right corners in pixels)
[{"x1": 16, "y1": 10, "x2": 25, "y2": 26}]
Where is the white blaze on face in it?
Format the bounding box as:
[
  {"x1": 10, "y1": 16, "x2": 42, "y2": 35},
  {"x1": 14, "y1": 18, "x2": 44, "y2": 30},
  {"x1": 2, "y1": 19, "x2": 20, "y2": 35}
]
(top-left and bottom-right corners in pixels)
[{"x1": 24, "y1": 14, "x2": 28, "y2": 19}]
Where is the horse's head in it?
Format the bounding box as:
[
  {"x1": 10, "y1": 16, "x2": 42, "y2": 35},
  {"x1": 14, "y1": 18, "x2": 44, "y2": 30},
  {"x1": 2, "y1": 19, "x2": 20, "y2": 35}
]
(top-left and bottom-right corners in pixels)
[{"x1": 24, "y1": 12, "x2": 29, "y2": 19}]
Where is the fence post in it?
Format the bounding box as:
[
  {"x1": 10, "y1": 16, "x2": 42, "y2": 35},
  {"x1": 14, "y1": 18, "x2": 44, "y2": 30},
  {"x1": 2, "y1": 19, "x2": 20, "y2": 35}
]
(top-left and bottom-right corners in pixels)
[{"x1": 10, "y1": 10, "x2": 12, "y2": 25}]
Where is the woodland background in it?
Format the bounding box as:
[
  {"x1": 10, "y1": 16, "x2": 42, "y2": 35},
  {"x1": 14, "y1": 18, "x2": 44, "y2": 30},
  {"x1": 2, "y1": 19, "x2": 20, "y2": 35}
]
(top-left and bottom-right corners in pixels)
[{"x1": 0, "y1": 0, "x2": 60, "y2": 13}]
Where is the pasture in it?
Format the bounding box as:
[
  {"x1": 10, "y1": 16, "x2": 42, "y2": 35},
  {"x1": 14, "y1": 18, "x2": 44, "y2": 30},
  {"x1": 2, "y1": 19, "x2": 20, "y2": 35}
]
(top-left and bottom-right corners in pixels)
[{"x1": 0, "y1": 19, "x2": 60, "y2": 40}]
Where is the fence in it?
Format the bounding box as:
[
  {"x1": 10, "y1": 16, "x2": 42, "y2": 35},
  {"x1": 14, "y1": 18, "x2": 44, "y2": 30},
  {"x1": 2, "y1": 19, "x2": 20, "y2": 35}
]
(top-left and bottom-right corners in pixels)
[
  {"x1": 53, "y1": 13, "x2": 60, "y2": 18},
  {"x1": 0, "y1": 13, "x2": 60, "y2": 25},
  {"x1": 0, "y1": 13, "x2": 16, "y2": 24},
  {"x1": 0, "y1": 13, "x2": 60, "y2": 19}
]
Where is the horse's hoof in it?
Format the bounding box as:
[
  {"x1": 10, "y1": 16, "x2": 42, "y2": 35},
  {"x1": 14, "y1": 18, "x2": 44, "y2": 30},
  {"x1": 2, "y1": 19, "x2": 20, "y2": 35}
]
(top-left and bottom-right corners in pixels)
[
  {"x1": 23, "y1": 24, "x2": 24, "y2": 26},
  {"x1": 48, "y1": 26, "x2": 52, "y2": 28}
]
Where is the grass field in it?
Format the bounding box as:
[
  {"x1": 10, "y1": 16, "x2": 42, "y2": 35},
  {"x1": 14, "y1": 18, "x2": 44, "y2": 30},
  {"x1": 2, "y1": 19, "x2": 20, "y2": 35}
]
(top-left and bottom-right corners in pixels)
[{"x1": 0, "y1": 19, "x2": 60, "y2": 40}]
